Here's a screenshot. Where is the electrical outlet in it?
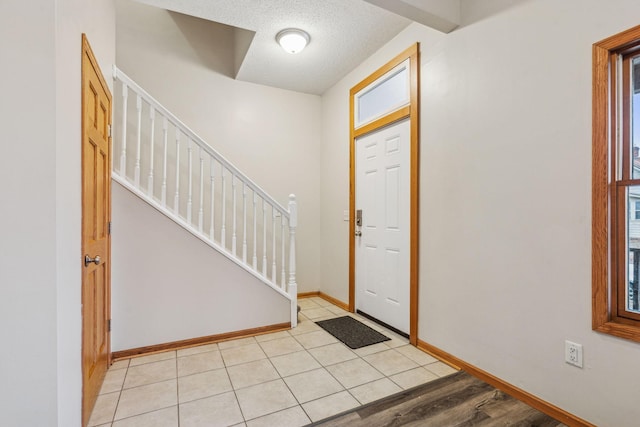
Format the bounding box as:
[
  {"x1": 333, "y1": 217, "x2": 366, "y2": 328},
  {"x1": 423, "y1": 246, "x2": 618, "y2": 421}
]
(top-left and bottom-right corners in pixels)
[{"x1": 565, "y1": 340, "x2": 583, "y2": 368}]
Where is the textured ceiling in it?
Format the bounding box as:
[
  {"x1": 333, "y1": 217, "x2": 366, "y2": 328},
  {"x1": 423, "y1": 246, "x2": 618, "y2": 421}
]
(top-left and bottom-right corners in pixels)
[{"x1": 133, "y1": 0, "x2": 412, "y2": 95}]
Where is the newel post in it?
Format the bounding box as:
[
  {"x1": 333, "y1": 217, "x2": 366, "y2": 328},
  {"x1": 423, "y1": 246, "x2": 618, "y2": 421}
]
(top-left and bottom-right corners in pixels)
[{"x1": 288, "y1": 194, "x2": 298, "y2": 327}]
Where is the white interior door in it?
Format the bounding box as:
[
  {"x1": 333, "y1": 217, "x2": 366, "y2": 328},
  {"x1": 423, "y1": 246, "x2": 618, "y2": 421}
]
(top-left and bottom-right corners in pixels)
[{"x1": 355, "y1": 118, "x2": 410, "y2": 334}]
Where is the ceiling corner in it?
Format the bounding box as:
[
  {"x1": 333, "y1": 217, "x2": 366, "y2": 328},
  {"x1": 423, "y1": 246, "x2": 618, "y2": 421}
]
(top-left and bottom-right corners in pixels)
[
  {"x1": 233, "y1": 27, "x2": 255, "y2": 78},
  {"x1": 363, "y1": 0, "x2": 460, "y2": 33}
]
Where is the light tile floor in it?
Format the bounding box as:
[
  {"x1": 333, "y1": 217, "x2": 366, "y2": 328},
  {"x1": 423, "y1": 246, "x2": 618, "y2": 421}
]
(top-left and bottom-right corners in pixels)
[{"x1": 89, "y1": 297, "x2": 458, "y2": 427}]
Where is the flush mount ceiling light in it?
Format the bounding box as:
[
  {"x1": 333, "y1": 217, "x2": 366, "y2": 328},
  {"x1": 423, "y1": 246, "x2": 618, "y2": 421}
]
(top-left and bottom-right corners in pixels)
[{"x1": 276, "y1": 28, "x2": 310, "y2": 54}]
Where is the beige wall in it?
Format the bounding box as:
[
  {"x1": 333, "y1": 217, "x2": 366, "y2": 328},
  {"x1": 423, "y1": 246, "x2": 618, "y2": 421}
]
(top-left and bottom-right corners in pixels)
[
  {"x1": 320, "y1": 1, "x2": 640, "y2": 425},
  {"x1": 56, "y1": 1, "x2": 116, "y2": 425},
  {"x1": 115, "y1": 0, "x2": 323, "y2": 293},
  {"x1": 0, "y1": 0, "x2": 115, "y2": 425},
  {"x1": 8, "y1": 0, "x2": 639, "y2": 424},
  {"x1": 0, "y1": 2, "x2": 58, "y2": 424}
]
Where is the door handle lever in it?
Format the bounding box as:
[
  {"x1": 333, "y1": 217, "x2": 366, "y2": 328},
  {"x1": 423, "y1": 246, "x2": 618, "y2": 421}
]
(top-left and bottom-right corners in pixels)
[{"x1": 84, "y1": 255, "x2": 101, "y2": 267}]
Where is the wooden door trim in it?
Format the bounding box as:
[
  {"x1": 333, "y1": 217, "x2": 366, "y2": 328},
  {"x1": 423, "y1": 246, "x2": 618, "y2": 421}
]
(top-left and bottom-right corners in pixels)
[
  {"x1": 349, "y1": 43, "x2": 420, "y2": 345},
  {"x1": 81, "y1": 33, "x2": 112, "y2": 427}
]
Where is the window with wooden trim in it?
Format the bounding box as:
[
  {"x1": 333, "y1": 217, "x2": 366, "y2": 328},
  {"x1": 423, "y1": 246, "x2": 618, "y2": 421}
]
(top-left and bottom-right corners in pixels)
[{"x1": 593, "y1": 24, "x2": 640, "y2": 342}]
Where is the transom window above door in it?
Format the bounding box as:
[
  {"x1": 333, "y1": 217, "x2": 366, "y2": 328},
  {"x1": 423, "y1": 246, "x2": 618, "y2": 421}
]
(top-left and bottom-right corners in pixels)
[{"x1": 354, "y1": 59, "x2": 410, "y2": 129}]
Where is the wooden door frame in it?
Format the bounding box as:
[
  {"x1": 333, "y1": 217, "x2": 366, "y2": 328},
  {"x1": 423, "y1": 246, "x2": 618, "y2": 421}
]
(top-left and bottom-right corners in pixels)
[
  {"x1": 81, "y1": 33, "x2": 112, "y2": 426},
  {"x1": 349, "y1": 43, "x2": 420, "y2": 345}
]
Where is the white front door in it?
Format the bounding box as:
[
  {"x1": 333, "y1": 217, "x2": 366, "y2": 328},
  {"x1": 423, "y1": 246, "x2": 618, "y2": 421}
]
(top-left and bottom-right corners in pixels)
[{"x1": 355, "y1": 118, "x2": 410, "y2": 334}]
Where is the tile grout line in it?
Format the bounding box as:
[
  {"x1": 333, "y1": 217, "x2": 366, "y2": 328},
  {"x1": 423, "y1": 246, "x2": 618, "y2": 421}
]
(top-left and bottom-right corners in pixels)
[
  {"x1": 245, "y1": 307, "x2": 341, "y2": 424},
  {"x1": 264, "y1": 343, "x2": 313, "y2": 425},
  {"x1": 107, "y1": 362, "x2": 127, "y2": 426},
  {"x1": 299, "y1": 345, "x2": 362, "y2": 415},
  {"x1": 255, "y1": 315, "x2": 355, "y2": 423},
  {"x1": 238, "y1": 335, "x2": 310, "y2": 423},
  {"x1": 117, "y1": 358, "x2": 178, "y2": 392},
  {"x1": 108, "y1": 353, "x2": 178, "y2": 425},
  {"x1": 293, "y1": 314, "x2": 378, "y2": 418},
  {"x1": 310, "y1": 312, "x2": 432, "y2": 407},
  {"x1": 244, "y1": 351, "x2": 308, "y2": 424},
  {"x1": 222, "y1": 344, "x2": 249, "y2": 425}
]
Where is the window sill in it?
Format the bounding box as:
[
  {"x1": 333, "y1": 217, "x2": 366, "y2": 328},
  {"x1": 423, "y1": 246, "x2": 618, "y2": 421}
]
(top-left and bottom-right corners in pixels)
[{"x1": 593, "y1": 321, "x2": 640, "y2": 343}]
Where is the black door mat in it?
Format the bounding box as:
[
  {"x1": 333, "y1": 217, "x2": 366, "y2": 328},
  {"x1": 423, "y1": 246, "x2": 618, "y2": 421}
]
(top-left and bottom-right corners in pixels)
[{"x1": 315, "y1": 316, "x2": 390, "y2": 349}]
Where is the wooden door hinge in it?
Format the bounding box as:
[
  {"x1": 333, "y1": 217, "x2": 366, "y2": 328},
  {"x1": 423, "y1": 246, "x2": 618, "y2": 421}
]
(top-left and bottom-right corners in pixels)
[
  {"x1": 108, "y1": 319, "x2": 111, "y2": 332},
  {"x1": 108, "y1": 221, "x2": 112, "y2": 235}
]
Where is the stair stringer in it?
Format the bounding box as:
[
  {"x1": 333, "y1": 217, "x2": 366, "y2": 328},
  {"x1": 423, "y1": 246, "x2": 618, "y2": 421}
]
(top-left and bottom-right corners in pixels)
[{"x1": 112, "y1": 173, "x2": 292, "y2": 301}]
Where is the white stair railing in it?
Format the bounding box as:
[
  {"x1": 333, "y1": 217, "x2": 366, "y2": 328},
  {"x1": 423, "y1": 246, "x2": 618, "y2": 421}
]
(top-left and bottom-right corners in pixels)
[{"x1": 112, "y1": 66, "x2": 298, "y2": 327}]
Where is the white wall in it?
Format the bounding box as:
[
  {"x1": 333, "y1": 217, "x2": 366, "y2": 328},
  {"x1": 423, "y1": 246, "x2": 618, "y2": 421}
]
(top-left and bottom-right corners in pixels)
[
  {"x1": 0, "y1": 2, "x2": 58, "y2": 425},
  {"x1": 0, "y1": 0, "x2": 115, "y2": 426},
  {"x1": 111, "y1": 182, "x2": 290, "y2": 351},
  {"x1": 55, "y1": 0, "x2": 116, "y2": 425},
  {"x1": 115, "y1": 0, "x2": 323, "y2": 293},
  {"x1": 320, "y1": 1, "x2": 640, "y2": 425}
]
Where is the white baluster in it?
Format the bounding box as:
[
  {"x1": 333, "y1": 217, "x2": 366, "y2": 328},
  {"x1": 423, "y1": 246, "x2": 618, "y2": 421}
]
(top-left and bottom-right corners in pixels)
[
  {"x1": 232, "y1": 174, "x2": 237, "y2": 255},
  {"x1": 111, "y1": 69, "x2": 301, "y2": 323},
  {"x1": 252, "y1": 193, "x2": 258, "y2": 269},
  {"x1": 262, "y1": 199, "x2": 267, "y2": 277},
  {"x1": 209, "y1": 158, "x2": 215, "y2": 241},
  {"x1": 119, "y1": 83, "x2": 128, "y2": 176},
  {"x1": 221, "y1": 168, "x2": 226, "y2": 248},
  {"x1": 198, "y1": 148, "x2": 204, "y2": 233},
  {"x1": 242, "y1": 183, "x2": 247, "y2": 263},
  {"x1": 281, "y1": 215, "x2": 286, "y2": 288},
  {"x1": 288, "y1": 194, "x2": 298, "y2": 327},
  {"x1": 187, "y1": 139, "x2": 193, "y2": 224},
  {"x1": 134, "y1": 94, "x2": 142, "y2": 187},
  {"x1": 174, "y1": 131, "x2": 180, "y2": 214},
  {"x1": 147, "y1": 108, "x2": 155, "y2": 196},
  {"x1": 272, "y1": 207, "x2": 277, "y2": 283},
  {"x1": 161, "y1": 117, "x2": 168, "y2": 207}
]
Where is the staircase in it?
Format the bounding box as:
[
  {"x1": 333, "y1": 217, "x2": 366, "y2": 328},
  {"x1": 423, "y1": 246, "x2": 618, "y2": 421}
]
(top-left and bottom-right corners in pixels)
[{"x1": 111, "y1": 66, "x2": 298, "y2": 328}]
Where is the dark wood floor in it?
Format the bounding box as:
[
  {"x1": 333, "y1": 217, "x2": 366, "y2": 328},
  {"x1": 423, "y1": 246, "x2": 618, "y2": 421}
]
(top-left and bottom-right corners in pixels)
[{"x1": 308, "y1": 371, "x2": 567, "y2": 427}]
